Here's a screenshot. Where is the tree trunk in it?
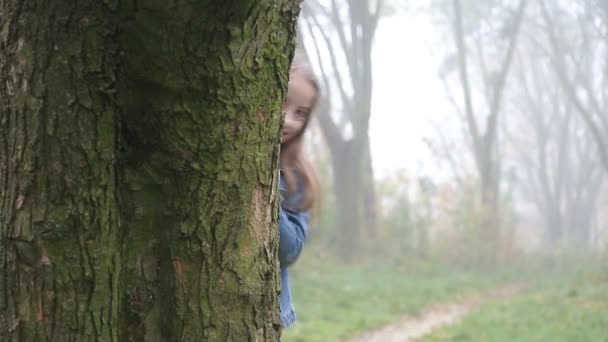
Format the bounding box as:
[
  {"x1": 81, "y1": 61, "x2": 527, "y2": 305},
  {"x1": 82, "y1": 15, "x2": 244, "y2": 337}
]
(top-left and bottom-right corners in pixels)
[
  {"x1": 331, "y1": 134, "x2": 374, "y2": 262},
  {"x1": 362, "y1": 137, "x2": 377, "y2": 240},
  {"x1": 545, "y1": 209, "x2": 563, "y2": 247},
  {"x1": 333, "y1": 141, "x2": 359, "y2": 261},
  {"x1": 0, "y1": 1, "x2": 300, "y2": 341},
  {"x1": 479, "y1": 167, "x2": 500, "y2": 258},
  {"x1": 567, "y1": 174, "x2": 603, "y2": 250}
]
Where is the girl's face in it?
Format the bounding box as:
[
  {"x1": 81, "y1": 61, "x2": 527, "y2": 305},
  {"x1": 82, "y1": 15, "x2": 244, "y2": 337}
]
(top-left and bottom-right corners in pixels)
[{"x1": 282, "y1": 70, "x2": 316, "y2": 145}]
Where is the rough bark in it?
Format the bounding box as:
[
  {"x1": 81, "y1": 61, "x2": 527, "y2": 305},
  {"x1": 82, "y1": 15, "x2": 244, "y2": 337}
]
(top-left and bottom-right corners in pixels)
[
  {"x1": 0, "y1": 1, "x2": 300, "y2": 341},
  {"x1": 0, "y1": 3, "x2": 123, "y2": 340}
]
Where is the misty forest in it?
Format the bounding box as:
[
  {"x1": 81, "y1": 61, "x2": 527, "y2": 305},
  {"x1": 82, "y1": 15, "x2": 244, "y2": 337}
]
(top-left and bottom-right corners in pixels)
[{"x1": 1, "y1": 0, "x2": 607, "y2": 341}]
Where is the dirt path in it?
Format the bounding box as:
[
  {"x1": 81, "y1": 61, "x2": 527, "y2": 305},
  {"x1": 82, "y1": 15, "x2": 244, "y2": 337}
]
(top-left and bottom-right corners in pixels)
[{"x1": 346, "y1": 283, "x2": 526, "y2": 342}]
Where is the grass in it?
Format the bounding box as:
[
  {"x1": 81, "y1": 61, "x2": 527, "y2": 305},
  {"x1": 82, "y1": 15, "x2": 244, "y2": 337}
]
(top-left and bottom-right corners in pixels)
[
  {"x1": 281, "y1": 255, "x2": 518, "y2": 342},
  {"x1": 423, "y1": 266, "x2": 608, "y2": 341}
]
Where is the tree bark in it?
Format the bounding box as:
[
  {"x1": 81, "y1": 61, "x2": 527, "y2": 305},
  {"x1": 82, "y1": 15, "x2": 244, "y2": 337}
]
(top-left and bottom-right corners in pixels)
[{"x1": 0, "y1": 1, "x2": 300, "y2": 341}]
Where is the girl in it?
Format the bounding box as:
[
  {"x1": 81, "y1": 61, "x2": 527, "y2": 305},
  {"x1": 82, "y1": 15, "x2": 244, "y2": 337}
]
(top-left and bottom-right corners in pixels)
[{"x1": 278, "y1": 52, "x2": 319, "y2": 329}]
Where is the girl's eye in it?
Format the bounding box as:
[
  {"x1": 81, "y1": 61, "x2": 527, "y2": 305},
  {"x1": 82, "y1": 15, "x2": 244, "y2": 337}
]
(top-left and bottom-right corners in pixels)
[{"x1": 295, "y1": 110, "x2": 309, "y2": 121}]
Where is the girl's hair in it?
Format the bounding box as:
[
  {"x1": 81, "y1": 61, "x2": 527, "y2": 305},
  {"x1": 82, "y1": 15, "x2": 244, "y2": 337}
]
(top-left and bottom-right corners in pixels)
[{"x1": 280, "y1": 50, "x2": 320, "y2": 213}]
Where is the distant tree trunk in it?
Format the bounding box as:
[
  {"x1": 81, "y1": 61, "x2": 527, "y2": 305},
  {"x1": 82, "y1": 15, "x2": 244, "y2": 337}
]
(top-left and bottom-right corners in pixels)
[
  {"x1": 0, "y1": 1, "x2": 300, "y2": 341},
  {"x1": 362, "y1": 141, "x2": 378, "y2": 240},
  {"x1": 330, "y1": 135, "x2": 374, "y2": 259},
  {"x1": 569, "y1": 200, "x2": 595, "y2": 249},
  {"x1": 479, "y1": 156, "x2": 501, "y2": 245},
  {"x1": 564, "y1": 149, "x2": 604, "y2": 250},
  {"x1": 325, "y1": 109, "x2": 375, "y2": 263}
]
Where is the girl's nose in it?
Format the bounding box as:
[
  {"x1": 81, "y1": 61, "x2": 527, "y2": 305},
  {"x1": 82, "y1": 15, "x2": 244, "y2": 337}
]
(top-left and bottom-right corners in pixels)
[{"x1": 284, "y1": 110, "x2": 294, "y2": 122}]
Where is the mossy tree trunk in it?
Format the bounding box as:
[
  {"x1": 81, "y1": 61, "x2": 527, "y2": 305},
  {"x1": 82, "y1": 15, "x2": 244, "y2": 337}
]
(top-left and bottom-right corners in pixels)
[{"x1": 0, "y1": 1, "x2": 300, "y2": 341}]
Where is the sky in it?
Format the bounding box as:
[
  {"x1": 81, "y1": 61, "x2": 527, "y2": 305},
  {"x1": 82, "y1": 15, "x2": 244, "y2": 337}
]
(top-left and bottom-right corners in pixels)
[{"x1": 369, "y1": 8, "x2": 453, "y2": 180}]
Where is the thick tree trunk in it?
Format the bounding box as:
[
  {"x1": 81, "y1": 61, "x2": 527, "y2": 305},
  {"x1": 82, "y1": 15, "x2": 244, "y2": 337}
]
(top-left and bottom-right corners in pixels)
[
  {"x1": 0, "y1": 1, "x2": 300, "y2": 341},
  {"x1": 0, "y1": 3, "x2": 123, "y2": 340}
]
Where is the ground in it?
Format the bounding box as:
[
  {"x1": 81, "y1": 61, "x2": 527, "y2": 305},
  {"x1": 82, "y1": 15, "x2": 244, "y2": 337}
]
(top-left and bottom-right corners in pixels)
[{"x1": 281, "y1": 256, "x2": 608, "y2": 341}]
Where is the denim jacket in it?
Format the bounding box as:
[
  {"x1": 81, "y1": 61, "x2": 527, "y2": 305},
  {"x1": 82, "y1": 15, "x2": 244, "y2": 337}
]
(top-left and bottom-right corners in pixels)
[{"x1": 278, "y1": 171, "x2": 309, "y2": 329}]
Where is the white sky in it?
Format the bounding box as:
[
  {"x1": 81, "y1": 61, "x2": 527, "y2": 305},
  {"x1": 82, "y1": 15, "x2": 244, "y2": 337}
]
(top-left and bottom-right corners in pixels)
[{"x1": 369, "y1": 9, "x2": 452, "y2": 180}]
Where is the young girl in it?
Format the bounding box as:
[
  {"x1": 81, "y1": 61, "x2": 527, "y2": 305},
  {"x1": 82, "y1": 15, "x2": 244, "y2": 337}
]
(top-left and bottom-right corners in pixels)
[{"x1": 278, "y1": 52, "x2": 319, "y2": 329}]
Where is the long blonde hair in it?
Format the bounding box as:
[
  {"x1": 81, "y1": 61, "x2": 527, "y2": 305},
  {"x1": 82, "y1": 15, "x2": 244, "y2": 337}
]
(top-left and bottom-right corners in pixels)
[{"x1": 280, "y1": 51, "x2": 319, "y2": 212}]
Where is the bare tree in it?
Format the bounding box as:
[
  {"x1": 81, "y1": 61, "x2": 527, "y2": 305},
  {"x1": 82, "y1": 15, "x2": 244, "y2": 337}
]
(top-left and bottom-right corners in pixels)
[
  {"x1": 299, "y1": 0, "x2": 382, "y2": 261},
  {"x1": 509, "y1": 49, "x2": 603, "y2": 249},
  {"x1": 449, "y1": 0, "x2": 527, "y2": 246},
  {"x1": 541, "y1": 0, "x2": 608, "y2": 172}
]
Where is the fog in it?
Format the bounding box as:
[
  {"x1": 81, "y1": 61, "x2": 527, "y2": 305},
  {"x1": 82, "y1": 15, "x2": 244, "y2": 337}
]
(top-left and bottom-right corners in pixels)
[{"x1": 284, "y1": 0, "x2": 608, "y2": 340}]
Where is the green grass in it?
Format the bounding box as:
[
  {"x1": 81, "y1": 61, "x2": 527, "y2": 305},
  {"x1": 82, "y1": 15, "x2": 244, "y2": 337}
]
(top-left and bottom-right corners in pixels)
[
  {"x1": 281, "y1": 256, "x2": 516, "y2": 342},
  {"x1": 424, "y1": 270, "x2": 608, "y2": 341}
]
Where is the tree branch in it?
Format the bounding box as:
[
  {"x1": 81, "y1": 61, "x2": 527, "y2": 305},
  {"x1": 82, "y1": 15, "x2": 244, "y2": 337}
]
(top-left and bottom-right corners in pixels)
[
  {"x1": 304, "y1": 13, "x2": 354, "y2": 116},
  {"x1": 483, "y1": 0, "x2": 527, "y2": 157},
  {"x1": 330, "y1": 0, "x2": 357, "y2": 81},
  {"x1": 299, "y1": 19, "x2": 343, "y2": 152}
]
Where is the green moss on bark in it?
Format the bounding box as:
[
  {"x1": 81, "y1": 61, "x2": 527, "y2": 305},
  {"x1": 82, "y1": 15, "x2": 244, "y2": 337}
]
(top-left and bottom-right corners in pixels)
[{"x1": 1, "y1": 0, "x2": 301, "y2": 341}]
